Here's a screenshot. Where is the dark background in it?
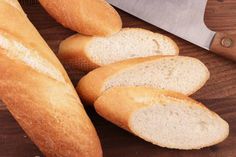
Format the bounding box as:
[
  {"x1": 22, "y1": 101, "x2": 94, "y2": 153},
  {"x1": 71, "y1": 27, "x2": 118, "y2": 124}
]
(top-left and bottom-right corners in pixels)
[{"x1": 0, "y1": 0, "x2": 236, "y2": 156}]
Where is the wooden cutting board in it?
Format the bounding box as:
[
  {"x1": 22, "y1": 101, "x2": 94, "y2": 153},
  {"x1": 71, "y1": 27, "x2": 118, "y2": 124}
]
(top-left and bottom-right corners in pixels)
[{"x1": 0, "y1": 0, "x2": 236, "y2": 156}]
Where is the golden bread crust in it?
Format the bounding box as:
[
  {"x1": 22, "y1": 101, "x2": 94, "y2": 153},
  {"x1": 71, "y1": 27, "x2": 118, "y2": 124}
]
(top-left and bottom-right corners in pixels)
[{"x1": 39, "y1": 0, "x2": 122, "y2": 36}]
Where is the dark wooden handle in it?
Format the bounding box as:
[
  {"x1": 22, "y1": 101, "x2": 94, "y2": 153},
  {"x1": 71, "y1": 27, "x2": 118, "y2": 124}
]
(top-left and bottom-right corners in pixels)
[{"x1": 210, "y1": 32, "x2": 236, "y2": 62}]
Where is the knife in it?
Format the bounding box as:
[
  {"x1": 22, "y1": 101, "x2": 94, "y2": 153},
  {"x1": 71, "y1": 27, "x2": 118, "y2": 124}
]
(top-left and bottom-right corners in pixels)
[{"x1": 107, "y1": 0, "x2": 236, "y2": 61}]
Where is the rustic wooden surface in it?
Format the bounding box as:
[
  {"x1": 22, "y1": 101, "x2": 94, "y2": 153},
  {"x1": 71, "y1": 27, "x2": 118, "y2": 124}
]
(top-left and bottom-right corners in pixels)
[{"x1": 0, "y1": 0, "x2": 236, "y2": 156}]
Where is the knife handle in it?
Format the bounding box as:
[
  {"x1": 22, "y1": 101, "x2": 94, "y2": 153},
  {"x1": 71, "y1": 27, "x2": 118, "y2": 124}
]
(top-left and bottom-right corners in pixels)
[{"x1": 210, "y1": 32, "x2": 236, "y2": 62}]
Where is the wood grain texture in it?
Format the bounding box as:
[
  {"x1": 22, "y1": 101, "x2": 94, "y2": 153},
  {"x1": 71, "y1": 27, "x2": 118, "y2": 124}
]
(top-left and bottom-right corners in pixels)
[
  {"x1": 0, "y1": 99, "x2": 235, "y2": 157},
  {"x1": 210, "y1": 32, "x2": 236, "y2": 61},
  {"x1": 0, "y1": 0, "x2": 236, "y2": 156}
]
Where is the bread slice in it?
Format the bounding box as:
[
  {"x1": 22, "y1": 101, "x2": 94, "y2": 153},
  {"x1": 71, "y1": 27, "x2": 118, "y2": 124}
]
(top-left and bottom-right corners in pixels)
[
  {"x1": 58, "y1": 28, "x2": 179, "y2": 72},
  {"x1": 77, "y1": 56, "x2": 210, "y2": 104},
  {"x1": 39, "y1": 0, "x2": 122, "y2": 36},
  {"x1": 94, "y1": 87, "x2": 229, "y2": 150}
]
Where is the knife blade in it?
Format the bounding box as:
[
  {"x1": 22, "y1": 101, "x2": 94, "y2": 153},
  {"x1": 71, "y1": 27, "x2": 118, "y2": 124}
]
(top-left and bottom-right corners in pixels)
[
  {"x1": 107, "y1": 0, "x2": 215, "y2": 50},
  {"x1": 108, "y1": 0, "x2": 236, "y2": 61}
]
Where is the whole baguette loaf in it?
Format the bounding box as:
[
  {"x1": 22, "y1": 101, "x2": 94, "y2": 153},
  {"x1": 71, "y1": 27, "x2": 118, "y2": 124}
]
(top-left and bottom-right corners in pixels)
[
  {"x1": 95, "y1": 87, "x2": 229, "y2": 149},
  {"x1": 0, "y1": 1, "x2": 102, "y2": 157},
  {"x1": 77, "y1": 56, "x2": 210, "y2": 104},
  {"x1": 58, "y1": 28, "x2": 179, "y2": 72},
  {"x1": 39, "y1": 0, "x2": 122, "y2": 36}
]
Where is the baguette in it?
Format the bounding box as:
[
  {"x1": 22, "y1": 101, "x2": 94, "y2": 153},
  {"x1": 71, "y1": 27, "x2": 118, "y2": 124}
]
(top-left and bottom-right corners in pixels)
[
  {"x1": 58, "y1": 28, "x2": 179, "y2": 72},
  {"x1": 77, "y1": 56, "x2": 210, "y2": 104},
  {"x1": 4, "y1": 0, "x2": 23, "y2": 11},
  {"x1": 39, "y1": 0, "x2": 122, "y2": 36},
  {"x1": 0, "y1": 1, "x2": 102, "y2": 156},
  {"x1": 94, "y1": 87, "x2": 229, "y2": 149}
]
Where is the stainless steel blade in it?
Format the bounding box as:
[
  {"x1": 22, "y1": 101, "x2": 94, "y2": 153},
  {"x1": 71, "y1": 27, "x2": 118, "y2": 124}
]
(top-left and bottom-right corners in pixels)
[{"x1": 108, "y1": 0, "x2": 215, "y2": 50}]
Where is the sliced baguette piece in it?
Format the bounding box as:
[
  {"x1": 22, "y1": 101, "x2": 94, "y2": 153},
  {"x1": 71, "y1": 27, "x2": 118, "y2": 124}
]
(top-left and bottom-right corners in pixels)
[
  {"x1": 0, "y1": 1, "x2": 102, "y2": 156},
  {"x1": 58, "y1": 28, "x2": 179, "y2": 72},
  {"x1": 94, "y1": 87, "x2": 229, "y2": 150},
  {"x1": 77, "y1": 56, "x2": 210, "y2": 104},
  {"x1": 39, "y1": 0, "x2": 122, "y2": 36}
]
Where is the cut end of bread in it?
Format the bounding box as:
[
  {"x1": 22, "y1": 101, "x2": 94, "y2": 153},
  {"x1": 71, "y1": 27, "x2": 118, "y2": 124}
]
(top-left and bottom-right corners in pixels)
[
  {"x1": 103, "y1": 56, "x2": 210, "y2": 96},
  {"x1": 95, "y1": 87, "x2": 229, "y2": 150},
  {"x1": 87, "y1": 28, "x2": 179, "y2": 65},
  {"x1": 130, "y1": 97, "x2": 229, "y2": 149}
]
